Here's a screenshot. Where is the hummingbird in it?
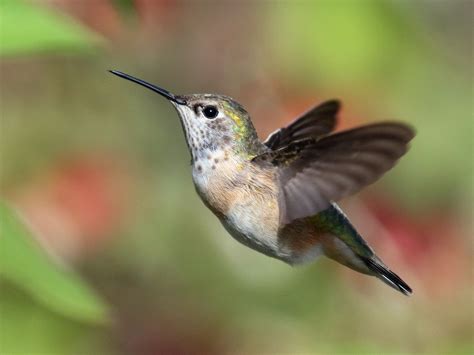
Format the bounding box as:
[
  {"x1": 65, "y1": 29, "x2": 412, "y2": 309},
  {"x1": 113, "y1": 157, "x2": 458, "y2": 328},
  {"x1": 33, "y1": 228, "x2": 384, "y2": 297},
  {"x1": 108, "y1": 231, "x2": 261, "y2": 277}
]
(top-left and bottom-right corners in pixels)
[{"x1": 110, "y1": 70, "x2": 415, "y2": 296}]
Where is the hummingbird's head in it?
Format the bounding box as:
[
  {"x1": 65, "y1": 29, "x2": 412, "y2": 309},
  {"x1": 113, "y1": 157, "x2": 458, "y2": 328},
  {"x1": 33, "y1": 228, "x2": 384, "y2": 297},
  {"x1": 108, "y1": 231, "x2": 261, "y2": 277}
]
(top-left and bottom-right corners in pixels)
[{"x1": 110, "y1": 70, "x2": 262, "y2": 161}]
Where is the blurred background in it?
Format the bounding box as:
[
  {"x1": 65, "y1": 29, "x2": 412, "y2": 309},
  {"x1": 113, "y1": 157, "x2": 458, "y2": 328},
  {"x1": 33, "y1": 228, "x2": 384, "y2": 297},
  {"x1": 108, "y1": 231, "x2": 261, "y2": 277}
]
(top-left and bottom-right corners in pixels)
[{"x1": 0, "y1": 0, "x2": 472, "y2": 354}]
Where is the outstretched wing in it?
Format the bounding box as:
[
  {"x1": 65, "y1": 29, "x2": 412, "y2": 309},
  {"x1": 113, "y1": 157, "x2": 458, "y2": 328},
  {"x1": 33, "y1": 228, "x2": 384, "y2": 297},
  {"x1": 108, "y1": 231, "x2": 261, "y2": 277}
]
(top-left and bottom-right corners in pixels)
[
  {"x1": 254, "y1": 122, "x2": 415, "y2": 225},
  {"x1": 263, "y1": 100, "x2": 340, "y2": 150}
]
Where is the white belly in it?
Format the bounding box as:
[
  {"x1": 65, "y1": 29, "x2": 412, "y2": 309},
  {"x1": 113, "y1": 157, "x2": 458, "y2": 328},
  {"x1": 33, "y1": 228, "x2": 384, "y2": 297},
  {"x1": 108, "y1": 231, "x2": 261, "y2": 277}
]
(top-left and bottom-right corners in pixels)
[
  {"x1": 224, "y1": 199, "x2": 279, "y2": 253},
  {"x1": 191, "y1": 149, "x2": 284, "y2": 259}
]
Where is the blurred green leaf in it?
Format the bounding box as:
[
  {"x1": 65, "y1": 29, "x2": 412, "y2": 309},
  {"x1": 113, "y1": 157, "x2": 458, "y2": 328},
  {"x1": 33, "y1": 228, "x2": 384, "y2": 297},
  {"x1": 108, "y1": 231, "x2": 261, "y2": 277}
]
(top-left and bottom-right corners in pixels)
[
  {"x1": 0, "y1": 0, "x2": 99, "y2": 56},
  {"x1": 0, "y1": 282, "x2": 109, "y2": 354},
  {"x1": 0, "y1": 201, "x2": 109, "y2": 324}
]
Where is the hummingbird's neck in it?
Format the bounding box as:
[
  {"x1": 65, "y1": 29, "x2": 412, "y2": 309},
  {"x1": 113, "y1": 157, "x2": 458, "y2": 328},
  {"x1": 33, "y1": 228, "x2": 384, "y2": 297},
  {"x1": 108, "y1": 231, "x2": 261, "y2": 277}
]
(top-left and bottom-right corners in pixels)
[
  {"x1": 220, "y1": 102, "x2": 264, "y2": 158},
  {"x1": 190, "y1": 135, "x2": 263, "y2": 164},
  {"x1": 229, "y1": 131, "x2": 264, "y2": 159},
  {"x1": 176, "y1": 111, "x2": 264, "y2": 163},
  {"x1": 172, "y1": 98, "x2": 265, "y2": 162}
]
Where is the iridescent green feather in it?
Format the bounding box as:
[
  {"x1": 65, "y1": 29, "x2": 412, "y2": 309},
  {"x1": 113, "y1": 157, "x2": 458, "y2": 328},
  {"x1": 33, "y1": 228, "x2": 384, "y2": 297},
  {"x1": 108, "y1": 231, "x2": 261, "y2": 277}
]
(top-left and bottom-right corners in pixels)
[
  {"x1": 311, "y1": 204, "x2": 374, "y2": 258},
  {"x1": 222, "y1": 100, "x2": 262, "y2": 157}
]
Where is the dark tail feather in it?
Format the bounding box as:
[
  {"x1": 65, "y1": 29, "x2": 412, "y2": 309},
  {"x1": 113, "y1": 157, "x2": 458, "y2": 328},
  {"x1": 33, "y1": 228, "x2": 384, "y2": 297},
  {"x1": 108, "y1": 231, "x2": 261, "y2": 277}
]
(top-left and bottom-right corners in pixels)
[{"x1": 362, "y1": 257, "x2": 413, "y2": 296}]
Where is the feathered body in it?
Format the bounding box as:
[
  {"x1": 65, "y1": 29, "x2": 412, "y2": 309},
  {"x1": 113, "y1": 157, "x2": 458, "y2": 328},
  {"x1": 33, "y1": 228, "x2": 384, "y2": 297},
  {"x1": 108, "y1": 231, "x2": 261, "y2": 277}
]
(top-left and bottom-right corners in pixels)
[{"x1": 111, "y1": 70, "x2": 414, "y2": 295}]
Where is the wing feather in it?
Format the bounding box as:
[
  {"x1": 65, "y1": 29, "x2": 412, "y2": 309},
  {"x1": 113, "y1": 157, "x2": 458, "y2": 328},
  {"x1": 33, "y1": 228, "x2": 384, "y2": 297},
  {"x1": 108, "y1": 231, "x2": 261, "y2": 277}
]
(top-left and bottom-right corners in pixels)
[
  {"x1": 263, "y1": 100, "x2": 340, "y2": 150},
  {"x1": 254, "y1": 121, "x2": 415, "y2": 225}
]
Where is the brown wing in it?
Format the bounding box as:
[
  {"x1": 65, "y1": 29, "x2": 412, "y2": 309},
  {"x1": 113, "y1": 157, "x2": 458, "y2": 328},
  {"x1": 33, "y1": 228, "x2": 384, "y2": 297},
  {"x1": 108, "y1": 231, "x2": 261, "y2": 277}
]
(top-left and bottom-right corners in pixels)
[
  {"x1": 263, "y1": 100, "x2": 340, "y2": 150},
  {"x1": 254, "y1": 122, "x2": 415, "y2": 225}
]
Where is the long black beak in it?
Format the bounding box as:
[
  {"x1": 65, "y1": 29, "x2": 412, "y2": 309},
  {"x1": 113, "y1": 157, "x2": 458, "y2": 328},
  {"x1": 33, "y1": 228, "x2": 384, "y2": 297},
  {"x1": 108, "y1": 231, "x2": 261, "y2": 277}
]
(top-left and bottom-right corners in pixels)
[{"x1": 109, "y1": 70, "x2": 186, "y2": 105}]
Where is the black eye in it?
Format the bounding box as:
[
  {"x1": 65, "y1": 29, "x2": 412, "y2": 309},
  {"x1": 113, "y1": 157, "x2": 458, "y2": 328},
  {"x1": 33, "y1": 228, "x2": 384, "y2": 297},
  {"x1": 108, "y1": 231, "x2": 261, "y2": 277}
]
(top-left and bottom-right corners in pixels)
[{"x1": 203, "y1": 105, "x2": 218, "y2": 119}]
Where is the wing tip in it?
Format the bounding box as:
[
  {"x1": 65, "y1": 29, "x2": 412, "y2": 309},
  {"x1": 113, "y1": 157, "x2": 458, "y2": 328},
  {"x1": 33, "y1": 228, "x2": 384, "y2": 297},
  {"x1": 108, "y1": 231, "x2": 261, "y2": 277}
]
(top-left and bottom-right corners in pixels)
[
  {"x1": 319, "y1": 99, "x2": 342, "y2": 112},
  {"x1": 374, "y1": 121, "x2": 417, "y2": 142}
]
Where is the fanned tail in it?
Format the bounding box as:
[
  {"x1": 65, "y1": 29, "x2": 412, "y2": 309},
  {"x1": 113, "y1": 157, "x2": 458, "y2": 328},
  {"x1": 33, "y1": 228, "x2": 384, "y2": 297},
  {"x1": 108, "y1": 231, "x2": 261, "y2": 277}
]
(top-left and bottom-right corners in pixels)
[{"x1": 362, "y1": 257, "x2": 413, "y2": 296}]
